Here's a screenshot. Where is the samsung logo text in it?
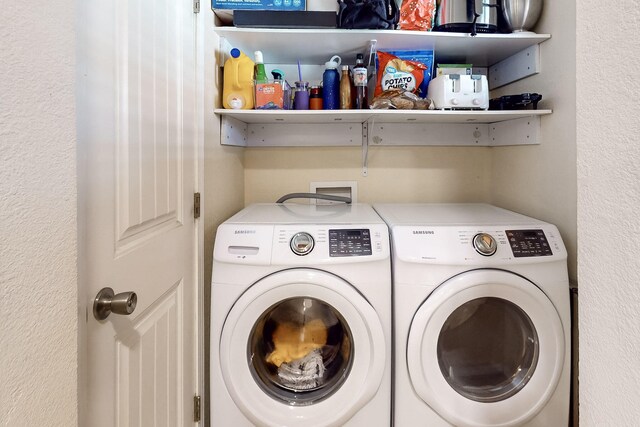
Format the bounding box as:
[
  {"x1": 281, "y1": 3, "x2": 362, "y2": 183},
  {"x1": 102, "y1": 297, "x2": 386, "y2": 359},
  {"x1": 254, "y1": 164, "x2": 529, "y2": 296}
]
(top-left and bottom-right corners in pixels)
[
  {"x1": 413, "y1": 230, "x2": 435, "y2": 235},
  {"x1": 235, "y1": 230, "x2": 257, "y2": 234}
]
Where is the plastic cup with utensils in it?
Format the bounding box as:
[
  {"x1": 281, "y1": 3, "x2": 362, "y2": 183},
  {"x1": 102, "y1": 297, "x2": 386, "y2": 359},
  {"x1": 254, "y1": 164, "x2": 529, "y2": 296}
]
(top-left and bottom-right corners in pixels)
[{"x1": 294, "y1": 81, "x2": 310, "y2": 110}]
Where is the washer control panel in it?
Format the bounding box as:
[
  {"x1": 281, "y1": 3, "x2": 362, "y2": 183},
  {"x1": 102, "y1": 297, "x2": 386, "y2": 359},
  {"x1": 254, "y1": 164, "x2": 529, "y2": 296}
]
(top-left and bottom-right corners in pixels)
[
  {"x1": 329, "y1": 229, "x2": 372, "y2": 257},
  {"x1": 214, "y1": 223, "x2": 389, "y2": 265},
  {"x1": 506, "y1": 229, "x2": 553, "y2": 257}
]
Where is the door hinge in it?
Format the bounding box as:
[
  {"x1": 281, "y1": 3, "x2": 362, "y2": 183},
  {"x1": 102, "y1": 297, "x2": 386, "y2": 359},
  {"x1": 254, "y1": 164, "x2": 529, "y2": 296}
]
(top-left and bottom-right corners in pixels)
[
  {"x1": 193, "y1": 0, "x2": 200, "y2": 13},
  {"x1": 193, "y1": 192, "x2": 201, "y2": 219},
  {"x1": 193, "y1": 395, "x2": 201, "y2": 422}
]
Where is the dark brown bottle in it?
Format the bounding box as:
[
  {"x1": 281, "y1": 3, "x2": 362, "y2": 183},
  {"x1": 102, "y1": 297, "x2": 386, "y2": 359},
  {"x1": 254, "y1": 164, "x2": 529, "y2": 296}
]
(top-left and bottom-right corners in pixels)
[{"x1": 353, "y1": 53, "x2": 368, "y2": 109}]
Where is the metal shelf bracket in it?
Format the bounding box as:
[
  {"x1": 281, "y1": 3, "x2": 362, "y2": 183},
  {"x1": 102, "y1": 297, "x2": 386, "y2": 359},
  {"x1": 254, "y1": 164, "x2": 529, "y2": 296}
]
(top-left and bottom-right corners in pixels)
[
  {"x1": 220, "y1": 115, "x2": 249, "y2": 147},
  {"x1": 489, "y1": 45, "x2": 540, "y2": 90},
  {"x1": 489, "y1": 116, "x2": 541, "y2": 146}
]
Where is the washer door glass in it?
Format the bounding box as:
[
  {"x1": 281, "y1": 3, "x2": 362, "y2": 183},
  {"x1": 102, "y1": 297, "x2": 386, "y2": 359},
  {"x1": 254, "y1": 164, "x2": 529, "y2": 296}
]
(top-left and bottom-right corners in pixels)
[
  {"x1": 437, "y1": 297, "x2": 539, "y2": 403},
  {"x1": 218, "y1": 269, "x2": 387, "y2": 427},
  {"x1": 248, "y1": 297, "x2": 353, "y2": 404}
]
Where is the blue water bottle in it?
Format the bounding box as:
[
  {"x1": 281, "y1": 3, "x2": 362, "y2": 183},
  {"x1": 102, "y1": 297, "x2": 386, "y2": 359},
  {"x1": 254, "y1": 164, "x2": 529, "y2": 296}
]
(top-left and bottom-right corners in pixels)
[{"x1": 322, "y1": 55, "x2": 341, "y2": 110}]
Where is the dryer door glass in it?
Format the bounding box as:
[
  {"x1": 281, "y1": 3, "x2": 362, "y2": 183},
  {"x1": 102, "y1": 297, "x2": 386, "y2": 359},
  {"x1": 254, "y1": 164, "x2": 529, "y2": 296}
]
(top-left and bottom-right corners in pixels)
[
  {"x1": 248, "y1": 297, "x2": 354, "y2": 405},
  {"x1": 437, "y1": 297, "x2": 539, "y2": 402}
]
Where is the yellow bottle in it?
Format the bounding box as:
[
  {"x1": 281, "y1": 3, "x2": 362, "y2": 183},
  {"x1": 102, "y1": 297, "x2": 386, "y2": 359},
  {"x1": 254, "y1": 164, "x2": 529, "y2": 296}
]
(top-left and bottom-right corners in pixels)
[{"x1": 223, "y1": 48, "x2": 255, "y2": 110}]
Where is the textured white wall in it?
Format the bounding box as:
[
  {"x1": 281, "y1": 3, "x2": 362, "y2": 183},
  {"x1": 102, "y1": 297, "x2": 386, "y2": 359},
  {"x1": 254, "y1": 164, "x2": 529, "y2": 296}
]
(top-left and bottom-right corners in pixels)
[
  {"x1": 0, "y1": 1, "x2": 78, "y2": 426},
  {"x1": 577, "y1": 0, "x2": 640, "y2": 424}
]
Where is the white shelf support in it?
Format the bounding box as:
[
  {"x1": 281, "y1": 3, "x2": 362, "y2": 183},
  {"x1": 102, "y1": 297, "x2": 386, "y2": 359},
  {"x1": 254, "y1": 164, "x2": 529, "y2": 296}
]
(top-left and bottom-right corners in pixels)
[
  {"x1": 362, "y1": 120, "x2": 370, "y2": 177},
  {"x1": 489, "y1": 116, "x2": 541, "y2": 146},
  {"x1": 489, "y1": 44, "x2": 541, "y2": 89},
  {"x1": 369, "y1": 122, "x2": 491, "y2": 146},
  {"x1": 219, "y1": 112, "x2": 544, "y2": 146},
  {"x1": 220, "y1": 115, "x2": 249, "y2": 147},
  {"x1": 242, "y1": 123, "x2": 362, "y2": 147}
]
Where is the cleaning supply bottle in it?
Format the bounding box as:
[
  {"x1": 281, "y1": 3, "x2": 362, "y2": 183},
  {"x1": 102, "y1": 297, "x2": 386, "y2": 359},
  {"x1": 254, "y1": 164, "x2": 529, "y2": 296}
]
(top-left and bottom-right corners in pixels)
[
  {"x1": 322, "y1": 55, "x2": 341, "y2": 110},
  {"x1": 272, "y1": 69, "x2": 292, "y2": 110},
  {"x1": 254, "y1": 51, "x2": 268, "y2": 84},
  {"x1": 353, "y1": 53, "x2": 368, "y2": 109},
  {"x1": 222, "y1": 48, "x2": 255, "y2": 110},
  {"x1": 340, "y1": 65, "x2": 352, "y2": 109}
]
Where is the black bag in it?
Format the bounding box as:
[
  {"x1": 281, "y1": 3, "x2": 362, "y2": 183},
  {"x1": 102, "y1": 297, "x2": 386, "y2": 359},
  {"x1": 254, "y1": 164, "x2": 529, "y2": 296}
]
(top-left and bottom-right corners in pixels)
[{"x1": 337, "y1": 0, "x2": 399, "y2": 30}]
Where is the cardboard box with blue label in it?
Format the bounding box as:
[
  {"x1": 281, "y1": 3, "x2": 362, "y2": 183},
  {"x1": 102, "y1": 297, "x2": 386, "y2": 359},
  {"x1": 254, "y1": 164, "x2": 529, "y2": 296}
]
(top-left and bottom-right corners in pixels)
[{"x1": 212, "y1": 0, "x2": 305, "y2": 10}]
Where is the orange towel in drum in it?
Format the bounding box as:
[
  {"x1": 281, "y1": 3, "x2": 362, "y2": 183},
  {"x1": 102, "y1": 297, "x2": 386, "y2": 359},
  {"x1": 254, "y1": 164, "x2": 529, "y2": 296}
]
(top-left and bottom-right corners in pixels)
[{"x1": 266, "y1": 319, "x2": 328, "y2": 367}]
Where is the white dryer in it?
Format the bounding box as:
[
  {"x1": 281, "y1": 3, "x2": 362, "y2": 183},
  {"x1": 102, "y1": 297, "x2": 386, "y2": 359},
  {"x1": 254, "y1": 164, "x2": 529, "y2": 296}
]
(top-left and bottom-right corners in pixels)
[
  {"x1": 373, "y1": 203, "x2": 570, "y2": 427},
  {"x1": 211, "y1": 203, "x2": 391, "y2": 427}
]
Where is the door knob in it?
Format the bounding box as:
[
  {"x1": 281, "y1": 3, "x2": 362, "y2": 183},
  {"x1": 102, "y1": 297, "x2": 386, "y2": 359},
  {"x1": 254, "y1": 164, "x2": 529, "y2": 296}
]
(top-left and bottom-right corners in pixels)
[{"x1": 93, "y1": 287, "x2": 137, "y2": 321}]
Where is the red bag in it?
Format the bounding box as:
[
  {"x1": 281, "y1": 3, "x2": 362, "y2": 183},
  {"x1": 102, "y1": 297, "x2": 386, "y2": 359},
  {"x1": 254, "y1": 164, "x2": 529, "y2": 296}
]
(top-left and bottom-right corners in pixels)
[{"x1": 398, "y1": 0, "x2": 436, "y2": 31}]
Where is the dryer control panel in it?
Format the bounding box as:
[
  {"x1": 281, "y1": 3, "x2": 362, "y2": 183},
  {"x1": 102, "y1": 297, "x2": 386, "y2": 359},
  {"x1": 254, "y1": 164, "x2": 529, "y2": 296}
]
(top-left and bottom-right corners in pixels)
[
  {"x1": 391, "y1": 223, "x2": 566, "y2": 265},
  {"x1": 506, "y1": 229, "x2": 553, "y2": 257}
]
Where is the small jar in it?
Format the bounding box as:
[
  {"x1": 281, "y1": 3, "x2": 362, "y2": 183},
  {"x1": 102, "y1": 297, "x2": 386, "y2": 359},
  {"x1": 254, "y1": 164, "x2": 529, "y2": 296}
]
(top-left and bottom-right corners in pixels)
[
  {"x1": 293, "y1": 81, "x2": 310, "y2": 110},
  {"x1": 309, "y1": 86, "x2": 323, "y2": 110}
]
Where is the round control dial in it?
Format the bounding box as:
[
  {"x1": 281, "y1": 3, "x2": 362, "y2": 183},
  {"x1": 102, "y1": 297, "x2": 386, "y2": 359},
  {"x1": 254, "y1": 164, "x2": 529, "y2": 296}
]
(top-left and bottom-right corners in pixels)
[
  {"x1": 290, "y1": 232, "x2": 315, "y2": 256},
  {"x1": 473, "y1": 233, "x2": 497, "y2": 256}
]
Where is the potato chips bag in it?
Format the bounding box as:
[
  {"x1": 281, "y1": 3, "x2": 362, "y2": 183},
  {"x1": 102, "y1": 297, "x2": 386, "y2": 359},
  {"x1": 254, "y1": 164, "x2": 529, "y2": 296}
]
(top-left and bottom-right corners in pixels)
[{"x1": 375, "y1": 51, "x2": 428, "y2": 97}]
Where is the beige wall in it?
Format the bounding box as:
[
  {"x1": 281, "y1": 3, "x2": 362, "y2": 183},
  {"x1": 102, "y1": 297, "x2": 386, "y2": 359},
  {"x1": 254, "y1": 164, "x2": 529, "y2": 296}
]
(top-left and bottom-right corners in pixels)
[
  {"x1": 577, "y1": 0, "x2": 640, "y2": 424},
  {"x1": 490, "y1": 0, "x2": 577, "y2": 282},
  {"x1": 244, "y1": 146, "x2": 492, "y2": 204},
  {"x1": 0, "y1": 2, "x2": 78, "y2": 425}
]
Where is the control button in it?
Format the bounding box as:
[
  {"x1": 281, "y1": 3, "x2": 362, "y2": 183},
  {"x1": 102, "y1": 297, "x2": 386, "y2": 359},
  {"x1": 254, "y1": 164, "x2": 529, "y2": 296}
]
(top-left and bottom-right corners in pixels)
[
  {"x1": 450, "y1": 98, "x2": 459, "y2": 105},
  {"x1": 472, "y1": 98, "x2": 481, "y2": 105},
  {"x1": 290, "y1": 232, "x2": 315, "y2": 256},
  {"x1": 473, "y1": 233, "x2": 497, "y2": 256}
]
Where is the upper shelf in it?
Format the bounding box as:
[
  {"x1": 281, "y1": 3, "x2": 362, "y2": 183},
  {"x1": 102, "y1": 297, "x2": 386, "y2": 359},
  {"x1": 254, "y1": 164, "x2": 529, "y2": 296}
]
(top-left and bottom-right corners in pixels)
[
  {"x1": 213, "y1": 27, "x2": 551, "y2": 66},
  {"x1": 214, "y1": 108, "x2": 552, "y2": 125}
]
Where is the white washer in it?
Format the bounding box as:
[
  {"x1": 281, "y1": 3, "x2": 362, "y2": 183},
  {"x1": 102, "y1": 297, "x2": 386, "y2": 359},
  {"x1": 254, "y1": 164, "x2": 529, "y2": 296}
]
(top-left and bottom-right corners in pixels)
[
  {"x1": 373, "y1": 203, "x2": 570, "y2": 427},
  {"x1": 211, "y1": 203, "x2": 391, "y2": 427}
]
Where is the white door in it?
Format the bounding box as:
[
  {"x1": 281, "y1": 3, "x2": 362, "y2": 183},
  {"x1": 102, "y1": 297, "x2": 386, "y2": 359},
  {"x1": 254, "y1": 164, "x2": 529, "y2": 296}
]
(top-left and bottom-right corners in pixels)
[
  {"x1": 406, "y1": 269, "x2": 565, "y2": 427},
  {"x1": 78, "y1": 0, "x2": 200, "y2": 425}
]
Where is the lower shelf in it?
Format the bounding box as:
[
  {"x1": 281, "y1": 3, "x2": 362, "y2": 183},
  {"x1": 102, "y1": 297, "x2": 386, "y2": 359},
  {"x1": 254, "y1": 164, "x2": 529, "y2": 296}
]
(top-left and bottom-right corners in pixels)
[
  {"x1": 218, "y1": 111, "x2": 549, "y2": 147},
  {"x1": 214, "y1": 108, "x2": 552, "y2": 125}
]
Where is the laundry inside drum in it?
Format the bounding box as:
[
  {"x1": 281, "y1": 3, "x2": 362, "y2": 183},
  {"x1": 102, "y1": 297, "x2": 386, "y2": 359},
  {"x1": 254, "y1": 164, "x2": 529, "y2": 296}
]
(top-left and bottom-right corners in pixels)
[{"x1": 248, "y1": 297, "x2": 354, "y2": 405}]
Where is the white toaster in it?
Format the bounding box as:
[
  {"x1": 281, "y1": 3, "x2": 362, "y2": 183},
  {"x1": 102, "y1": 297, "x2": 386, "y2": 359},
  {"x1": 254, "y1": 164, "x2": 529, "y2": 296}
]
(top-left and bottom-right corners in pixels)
[{"x1": 427, "y1": 74, "x2": 489, "y2": 110}]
